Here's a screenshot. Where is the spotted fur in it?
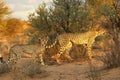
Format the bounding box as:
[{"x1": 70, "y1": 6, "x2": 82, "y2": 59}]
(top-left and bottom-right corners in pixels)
[
  {"x1": 8, "y1": 37, "x2": 48, "y2": 65},
  {"x1": 46, "y1": 28, "x2": 106, "y2": 64}
]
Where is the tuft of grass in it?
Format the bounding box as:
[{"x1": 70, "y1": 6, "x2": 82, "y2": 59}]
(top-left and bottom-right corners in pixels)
[
  {"x1": 87, "y1": 60, "x2": 102, "y2": 80},
  {"x1": 20, "y1": 60, "x2": 43, "y2": 78},
  {"x1": 11, "y1": 60, "x2": 45, "y2": 80}
]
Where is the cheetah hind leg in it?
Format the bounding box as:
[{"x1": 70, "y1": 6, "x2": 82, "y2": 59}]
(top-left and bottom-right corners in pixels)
[
  {"x1": 51, "y1": 54, "x2": 62, "y2": 64},
  {"x1": 51, "y1": 46, "x2": 66, "y2": 64},
  {"x1": 64, "y1": 49, "x2": 73, "y2": 62}
]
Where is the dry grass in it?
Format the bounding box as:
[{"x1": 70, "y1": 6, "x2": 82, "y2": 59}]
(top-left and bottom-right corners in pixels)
[
  {"x1": 21, "y1": 61, "x2": 42, "y2": 78},
  {"x1": 96, "y1": 52, "x2": 120, "y2": 69},
  {"x1": 11, "y1": 59, "x2": 46, "y2": 80},
  {"x1": 87, "y1": 61, "x2": 102, "y2": 80}
]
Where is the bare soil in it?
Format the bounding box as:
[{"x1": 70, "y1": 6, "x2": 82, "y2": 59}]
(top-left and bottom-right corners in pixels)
[{"x1": 0, "y1": 58, "x2": 120, "y2": 80}]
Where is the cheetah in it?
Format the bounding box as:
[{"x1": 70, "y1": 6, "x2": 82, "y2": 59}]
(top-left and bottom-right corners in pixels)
[
  {"x1": 46, "y1": 28, "x2": 106, "y2": 64},
  {"x1": 8, "y1": 37, "x2": 48, "y2": 65}
]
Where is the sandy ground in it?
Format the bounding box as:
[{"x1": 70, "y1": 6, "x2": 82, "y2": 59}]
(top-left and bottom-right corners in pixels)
[{"x1": 0, "y1": 58, "x2": 120, "y2": 80}]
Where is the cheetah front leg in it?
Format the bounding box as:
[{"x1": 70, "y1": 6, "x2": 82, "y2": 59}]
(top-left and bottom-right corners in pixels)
[
  {"x1": 87, "y1": 46, "x2": 92, "y2": 60},
  {"x1": 39, "y1": 54, "x2": 45, "y2": 65},
  {"x1": 87, "y1": 39, "x2": 95, "y2": 60},
  {"x1": 33, "y1": 53, "x2": 45, "y2": 65}
]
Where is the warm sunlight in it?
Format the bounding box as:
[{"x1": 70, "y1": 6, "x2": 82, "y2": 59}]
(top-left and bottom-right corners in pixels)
[{"x1": 0, "y1": 0, "x2": 120, "y2": 80}]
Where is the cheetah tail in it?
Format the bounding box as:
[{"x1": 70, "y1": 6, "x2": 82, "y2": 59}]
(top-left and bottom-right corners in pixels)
[{"x1": 45, "y1": 39, "x2": 57, "y2": 48}]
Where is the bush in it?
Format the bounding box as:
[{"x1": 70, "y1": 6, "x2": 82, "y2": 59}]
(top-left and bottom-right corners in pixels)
[
  {"x1": 23, "y1": 62, "x2": 42, "y2": 77},
  {"x1": 20, "y1": 60, "x2": 43, "y2": 78},
  {"x1": 11, "y1": 60, "x2": 45, "y2": 80},
  {"x1": 96, "y1": 52, "x2": 120, "y2": 69},
  {"x1": 87, "y1": 65, "x2": 102, "y2": 80}
]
